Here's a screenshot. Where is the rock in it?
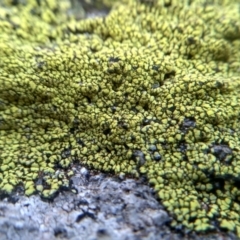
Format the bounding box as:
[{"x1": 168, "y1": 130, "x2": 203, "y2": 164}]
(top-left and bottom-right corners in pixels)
[{"x1": 0, "y1": 167, "x2": 237, "y2": 240}]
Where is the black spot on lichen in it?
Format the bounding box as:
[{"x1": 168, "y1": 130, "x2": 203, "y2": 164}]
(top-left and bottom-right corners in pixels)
[
  {"x1": 212, "y1": 144, "x2": 233, "y2": 163},
  {"x1": 180, "y1": 117, "x2": 196, "y2": 133},
  {"x1": 132, "y1": 150, "x2": 146, "y2": 167},
  {"x1": 109, "y1": 56, "x2": 120, "y2": 62},
  {"x1": 187, "y1": 37, "x2": 196, "y2": 45}
]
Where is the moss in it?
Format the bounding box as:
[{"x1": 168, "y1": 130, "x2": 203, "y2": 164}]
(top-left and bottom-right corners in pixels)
[{"x1": 0, "y1": 0, "x2": 240, "y2": 235}]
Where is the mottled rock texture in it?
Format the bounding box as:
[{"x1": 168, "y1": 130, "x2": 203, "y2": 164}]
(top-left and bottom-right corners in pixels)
[{"x1": 0, "y1": 168, "x2": 237, "y2": 240}]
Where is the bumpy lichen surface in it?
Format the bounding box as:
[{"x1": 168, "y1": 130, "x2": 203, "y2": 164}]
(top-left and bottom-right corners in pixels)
[{"x1": 0, "y1": 0, "x2": 240, "y2": 235}]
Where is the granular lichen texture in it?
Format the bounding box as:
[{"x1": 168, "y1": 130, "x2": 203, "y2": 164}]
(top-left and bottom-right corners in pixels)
[{"x1": 0, "y1": 0, "x2": 240, "y2": 235}]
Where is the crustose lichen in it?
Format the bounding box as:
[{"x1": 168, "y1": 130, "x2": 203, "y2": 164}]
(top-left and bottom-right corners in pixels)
[{"x1": 0, "y1": 0, "x2": 240, "y2": 235}]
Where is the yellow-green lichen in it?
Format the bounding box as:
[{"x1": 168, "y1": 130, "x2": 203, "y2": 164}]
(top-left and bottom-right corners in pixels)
[{"x1": 0, "y1": 0, "x2": 240, "y2": 236}]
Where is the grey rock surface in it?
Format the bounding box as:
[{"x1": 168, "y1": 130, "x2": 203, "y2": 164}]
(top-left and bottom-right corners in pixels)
[{"x1": 0, "y1": 167, "x2": 237, "y2": 240}]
